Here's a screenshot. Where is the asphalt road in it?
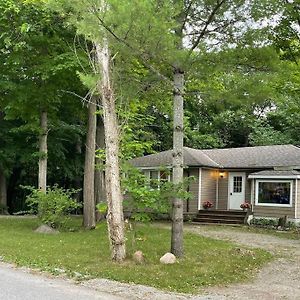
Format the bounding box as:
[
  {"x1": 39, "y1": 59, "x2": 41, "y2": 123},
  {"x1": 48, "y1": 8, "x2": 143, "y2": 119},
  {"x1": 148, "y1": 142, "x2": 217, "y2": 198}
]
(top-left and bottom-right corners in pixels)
[{"x1": 0, "y1": 263, "x2": 123, "y2": 300}]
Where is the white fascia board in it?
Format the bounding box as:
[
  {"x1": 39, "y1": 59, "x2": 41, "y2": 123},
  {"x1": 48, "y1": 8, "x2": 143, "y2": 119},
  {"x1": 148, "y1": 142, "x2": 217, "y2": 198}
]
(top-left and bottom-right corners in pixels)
[
  {"x1": 137, "y1": 166, "x2": 172, "y2": 170},
  {"x1": 248, "y1": 175, "x2": 300, "y2": 179}
]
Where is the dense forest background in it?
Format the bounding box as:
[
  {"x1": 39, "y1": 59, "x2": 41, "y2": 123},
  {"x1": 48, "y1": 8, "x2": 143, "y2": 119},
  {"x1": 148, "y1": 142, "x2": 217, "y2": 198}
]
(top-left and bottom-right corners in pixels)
[{"x1": 1, "y1": 0, "x2": 300, "y2": 213}]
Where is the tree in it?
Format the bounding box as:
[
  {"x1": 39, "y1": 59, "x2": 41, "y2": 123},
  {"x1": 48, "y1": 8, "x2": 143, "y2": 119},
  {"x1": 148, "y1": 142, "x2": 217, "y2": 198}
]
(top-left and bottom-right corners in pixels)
[
  {"x1": 95, "y1": 39, "x2": 126, "y2": 261},
  {"x1": 0, "y1": 0, "x2": 87, "y2": 210}
]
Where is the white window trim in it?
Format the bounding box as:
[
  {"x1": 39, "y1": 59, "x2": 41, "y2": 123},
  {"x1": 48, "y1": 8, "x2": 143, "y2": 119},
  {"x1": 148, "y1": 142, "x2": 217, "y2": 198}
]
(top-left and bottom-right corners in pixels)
[{"x1": 255, "y1": 179, "x2": 293, "y2": 208}]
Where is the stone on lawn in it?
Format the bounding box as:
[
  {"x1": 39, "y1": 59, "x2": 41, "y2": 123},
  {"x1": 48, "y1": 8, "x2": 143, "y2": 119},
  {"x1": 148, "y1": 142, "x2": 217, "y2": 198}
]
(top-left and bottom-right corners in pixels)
[
  {"x1": 133, "y1": 250, "x2": 145, "y2": 264},
  {"x1": 34, "y1": 224, "x2": 59, "y2": 234},
  {"x1": 160, "y1": 252, "x2": 176, "y2": 264}
]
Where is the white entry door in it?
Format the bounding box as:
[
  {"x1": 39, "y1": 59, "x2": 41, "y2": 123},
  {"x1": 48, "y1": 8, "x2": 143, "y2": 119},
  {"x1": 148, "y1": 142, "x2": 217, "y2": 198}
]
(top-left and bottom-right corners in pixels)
[{"x1": 228, "y1": 172, "x2": 245, "y2": 210}]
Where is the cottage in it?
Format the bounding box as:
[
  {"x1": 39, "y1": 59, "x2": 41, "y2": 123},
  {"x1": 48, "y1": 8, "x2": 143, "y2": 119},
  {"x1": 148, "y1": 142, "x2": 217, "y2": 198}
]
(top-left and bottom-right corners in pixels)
[{"x1": 130, "y1": 144, "x2": 300, "y2": 222}]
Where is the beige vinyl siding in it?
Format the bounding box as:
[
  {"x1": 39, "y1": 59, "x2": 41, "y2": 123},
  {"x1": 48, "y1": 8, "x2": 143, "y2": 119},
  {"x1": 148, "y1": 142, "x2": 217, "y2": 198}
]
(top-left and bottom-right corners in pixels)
[
  {"x1": 253, "y1": 179, "x2": 296, "y2": 218},
  {"x1": 218, "y1": 172, "x2": 228, "y2": 210},
  {"x1": 183, "y1": 168, "x2": 199, "y2": 214},
  {"x1": 245, "y1": 172, "x2": 252, "y2": 202},
  {"x1": 200, "y1": 169, "x2": 218, "y2": 209}
]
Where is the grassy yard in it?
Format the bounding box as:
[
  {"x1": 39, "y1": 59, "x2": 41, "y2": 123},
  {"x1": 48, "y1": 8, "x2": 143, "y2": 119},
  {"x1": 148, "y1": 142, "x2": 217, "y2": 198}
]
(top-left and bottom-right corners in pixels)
[{"x1": 0, "y1": 217, "x2": 272, "y2": 293}]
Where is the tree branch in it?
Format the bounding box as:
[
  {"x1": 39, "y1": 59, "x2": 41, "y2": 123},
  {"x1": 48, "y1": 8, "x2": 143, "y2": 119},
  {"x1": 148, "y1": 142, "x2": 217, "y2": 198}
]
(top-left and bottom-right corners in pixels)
[
  {"x1": 188, "y1": 0, "x2": 226, "y2": 55},
  {"x1": 90, "y1": 6, "x2": 172, "y2": 84}
]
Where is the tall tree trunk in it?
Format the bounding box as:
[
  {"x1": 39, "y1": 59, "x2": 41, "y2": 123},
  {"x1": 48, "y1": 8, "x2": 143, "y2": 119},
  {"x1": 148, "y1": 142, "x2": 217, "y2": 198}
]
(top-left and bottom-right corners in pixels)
[
  {"x1": 171, "y1": 6, "x2": 185, "y2": 257},
  {"x1": 38, "y1": 110, "x2": 48, "y2": 193},
  {"x1": 95, "y1": 116, "x2": 106, "y2": 221},
  {"x1": 83, "y1": 99, "x2": 97, "y2": 229},
  {"x1": 0, "y1": 169, "x2": 7, "y2": 208},
  {"x1": 74, "y1": 137, "x2": 82, "y2": 206},
  {"x1": 95, "y1": 40, "x2": 126, "y2": 262},
  {"x1": 171, "y1": 68, "x2": 184, "y2": 257}
]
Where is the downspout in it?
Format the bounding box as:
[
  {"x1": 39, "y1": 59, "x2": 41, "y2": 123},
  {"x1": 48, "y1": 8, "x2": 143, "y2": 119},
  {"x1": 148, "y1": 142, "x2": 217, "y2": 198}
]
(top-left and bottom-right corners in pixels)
[
  {"x1": 186, "y1": 169, "x2": 190, "y2": 212},
  {"x1": 216, "y1": 171, "x2": 219, "y2": 210},
  {"x1": 295, "y1": 179, "x2": 298, "y2": 220}
]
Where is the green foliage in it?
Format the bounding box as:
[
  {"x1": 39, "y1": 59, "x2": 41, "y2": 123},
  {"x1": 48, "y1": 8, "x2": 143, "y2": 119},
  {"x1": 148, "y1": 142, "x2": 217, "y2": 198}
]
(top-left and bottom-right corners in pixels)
[
  {"x1": 25, "y1": 185, "x2": 81, "y2": 229},
  {"x1": 251, "y1": 217, "x2": 278, "y2": 228},
  {"x1": 122, "y1": 165, "x2": 194, "y2": 223}
]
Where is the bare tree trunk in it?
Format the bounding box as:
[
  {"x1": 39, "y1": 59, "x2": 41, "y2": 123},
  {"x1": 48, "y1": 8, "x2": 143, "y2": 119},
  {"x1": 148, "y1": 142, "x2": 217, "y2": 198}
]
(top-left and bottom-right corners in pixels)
[
  {"x1": 95, "y1": 40, "x2": 126, "y2": 262},
  {"x1": 95, "y1": 116, "x2": 106, "y2": 221},
  {"x1": 38, "y1": 111, "x2": 48, "y2": 193},
  {"x1": 171, "y1": 68, "x2": 184, "y2": 257},
  {"x1": 83, "y1": 99, "x2": 97, "y2": 229},
  {"x1": 74, "y1": 137, "x2": 82, "y2": 204},
  {"x1": 0, "y1": 169, "x2": 7, "y2": 208}
]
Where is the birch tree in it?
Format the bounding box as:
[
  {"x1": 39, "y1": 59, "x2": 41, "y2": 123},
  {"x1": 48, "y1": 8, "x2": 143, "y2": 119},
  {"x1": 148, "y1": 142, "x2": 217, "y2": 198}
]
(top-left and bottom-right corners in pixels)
[{"x1": 95, "y1": 40, "x2": 126, "y2": 261}]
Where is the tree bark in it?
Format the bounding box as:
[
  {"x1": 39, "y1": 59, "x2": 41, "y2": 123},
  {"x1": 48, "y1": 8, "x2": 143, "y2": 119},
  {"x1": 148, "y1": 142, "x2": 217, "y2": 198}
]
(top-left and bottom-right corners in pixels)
[
  {"x1": 38, "y1": 110, "x2": 48, "y2": 193},
  {"x1": 95, "y1": 116, "x2": 106, "y2": 221},
  {"x1": 171, "y1": 68, "x2": 184, "y2": 257},
  {"x1": 83, "y1": 99, "x2": 97, "y2": 229},
  {"x1": 0, "y1": 169, "x2": 7, "y2": 208},
  {"x1": 95, "y1": 40, "x2": 126, "y2": 262}
]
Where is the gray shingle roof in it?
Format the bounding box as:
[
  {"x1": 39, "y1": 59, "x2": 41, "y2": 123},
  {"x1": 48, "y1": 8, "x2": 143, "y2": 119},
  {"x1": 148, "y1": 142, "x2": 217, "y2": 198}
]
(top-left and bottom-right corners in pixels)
[
  {"x1": 249, "y1": 170, "x2": 300, "y2": 176},
  {"x1": 202, "y1": 144, "x2": 300, "y2": 168},
  {"x1": 130, "y1": 144, "x2": 300, "y2": 169},
  {"x1": 130, "y1": 147, "x2": 220, "y2": 168}
]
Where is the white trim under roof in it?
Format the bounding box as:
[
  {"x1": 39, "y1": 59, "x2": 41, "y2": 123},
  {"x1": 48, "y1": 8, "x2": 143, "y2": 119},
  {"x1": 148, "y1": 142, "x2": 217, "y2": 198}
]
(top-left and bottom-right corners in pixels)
[
  {"x1": 249, "y1": 175, "x2": 300, "y2": 179},
  {"x1": 138, "y1": 166, "x2": 172, "y2": 170}
]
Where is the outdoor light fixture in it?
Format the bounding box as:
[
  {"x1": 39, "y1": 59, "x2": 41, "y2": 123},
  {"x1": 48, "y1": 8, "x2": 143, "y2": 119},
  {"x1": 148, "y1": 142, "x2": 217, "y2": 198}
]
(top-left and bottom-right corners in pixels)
[{"x1": 219, "y1": 171, "x2": 225, "y2": 178}]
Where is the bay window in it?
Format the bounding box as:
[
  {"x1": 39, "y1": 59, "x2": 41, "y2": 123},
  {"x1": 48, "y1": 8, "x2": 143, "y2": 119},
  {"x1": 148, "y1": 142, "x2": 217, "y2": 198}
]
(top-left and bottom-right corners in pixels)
[{"x1": 255, "y1": 180, "x2": 292, "y2": 207}]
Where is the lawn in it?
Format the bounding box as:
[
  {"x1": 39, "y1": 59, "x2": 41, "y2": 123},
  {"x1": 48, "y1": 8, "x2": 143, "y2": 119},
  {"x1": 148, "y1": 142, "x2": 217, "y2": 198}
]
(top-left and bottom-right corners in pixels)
[{"x1": 0, "y1": 217, "x2": 272, "y2": 293}]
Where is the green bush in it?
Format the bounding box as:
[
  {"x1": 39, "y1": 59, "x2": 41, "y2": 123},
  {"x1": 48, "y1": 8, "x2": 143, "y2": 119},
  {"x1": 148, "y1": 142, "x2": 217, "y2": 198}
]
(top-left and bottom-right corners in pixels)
[
  {"x1": 252, "y1": 217, "x2": 278, "y2": 227},
  {"x1": 25, "y1": 185, "x2": 81, "y2": 229}
]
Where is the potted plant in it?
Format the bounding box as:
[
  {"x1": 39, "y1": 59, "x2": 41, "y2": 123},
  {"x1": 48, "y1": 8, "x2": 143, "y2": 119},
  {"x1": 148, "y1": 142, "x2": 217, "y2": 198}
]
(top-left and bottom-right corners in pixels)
[
  {"x1": 240, "y1": 202, "x2": 251, "y2": 211},
  {"x1": 203, "y1": 201, "x2": 213, "y2": 210}
]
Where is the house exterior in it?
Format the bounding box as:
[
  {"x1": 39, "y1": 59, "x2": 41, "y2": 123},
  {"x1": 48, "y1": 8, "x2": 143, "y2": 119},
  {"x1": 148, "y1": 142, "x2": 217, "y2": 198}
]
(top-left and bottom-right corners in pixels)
[{"x1": 130, "y1": 144, "x2": 300, "y2": 222}]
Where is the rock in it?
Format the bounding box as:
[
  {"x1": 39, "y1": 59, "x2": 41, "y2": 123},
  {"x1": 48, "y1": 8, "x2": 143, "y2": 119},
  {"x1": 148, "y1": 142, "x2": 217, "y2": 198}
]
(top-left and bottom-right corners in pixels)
[
  {"x1": 159, "y1": 252, "x2": 176, "y2": 264},
  {"x1": 133, "y1": 250, "x2": 145, "y2": 264},
  {"x1": 34, "y1": 224, "x2": 59, "y2": 234}
]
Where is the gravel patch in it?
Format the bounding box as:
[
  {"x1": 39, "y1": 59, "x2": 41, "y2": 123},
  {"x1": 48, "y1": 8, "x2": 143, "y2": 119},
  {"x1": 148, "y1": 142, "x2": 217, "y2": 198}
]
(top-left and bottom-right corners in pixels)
[{"x1": 184, "y1": 225, "x2": 300, "y2": 300}]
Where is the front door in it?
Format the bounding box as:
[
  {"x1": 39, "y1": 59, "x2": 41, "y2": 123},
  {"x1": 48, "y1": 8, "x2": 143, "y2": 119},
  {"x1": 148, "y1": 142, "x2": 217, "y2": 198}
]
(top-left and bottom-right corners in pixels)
[{"x1": 228, "y1": 172, "x2": 245, "y2": 210}]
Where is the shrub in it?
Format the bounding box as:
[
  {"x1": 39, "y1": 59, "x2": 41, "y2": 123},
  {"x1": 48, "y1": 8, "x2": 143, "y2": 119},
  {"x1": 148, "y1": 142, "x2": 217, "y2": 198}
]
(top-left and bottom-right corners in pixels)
[
  {"x1": 251, "y1": 217, "x2": 278, "y2": 228},
  {"x1": 25, "y1": 185, "x2": 81, "y2": 229}
]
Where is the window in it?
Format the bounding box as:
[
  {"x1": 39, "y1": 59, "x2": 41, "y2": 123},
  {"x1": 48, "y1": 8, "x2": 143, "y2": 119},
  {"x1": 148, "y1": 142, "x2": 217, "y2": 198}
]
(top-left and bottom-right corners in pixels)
[
  {"x1": 233, "y1": 176, "x2": 242, "y2": 193},
  {"x1": 255, "y1": 180, "x2": 292, "y2": 207},
  {"x1": 142, "y1": 169, "x2": 171, "y2": 189}
]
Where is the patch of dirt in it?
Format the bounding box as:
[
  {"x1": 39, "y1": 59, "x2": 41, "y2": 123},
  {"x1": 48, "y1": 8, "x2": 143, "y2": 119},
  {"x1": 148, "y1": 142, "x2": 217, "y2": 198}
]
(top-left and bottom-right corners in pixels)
[{"x1": 185, "y1": 225, "x2": 300, "y2": 300}]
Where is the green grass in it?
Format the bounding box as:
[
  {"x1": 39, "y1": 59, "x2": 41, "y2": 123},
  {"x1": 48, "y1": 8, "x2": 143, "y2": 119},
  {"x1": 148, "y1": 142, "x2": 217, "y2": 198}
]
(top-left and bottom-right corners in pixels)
[{"x1": 0, "y1": 217, "x2": 272, "y2": 293}]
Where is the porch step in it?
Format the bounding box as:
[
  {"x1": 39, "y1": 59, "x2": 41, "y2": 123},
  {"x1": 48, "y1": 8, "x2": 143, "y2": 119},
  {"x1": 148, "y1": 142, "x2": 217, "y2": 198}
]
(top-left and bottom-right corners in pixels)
[{"x1": 193, "y1": 210, "x2": 248, "y2": 225}]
